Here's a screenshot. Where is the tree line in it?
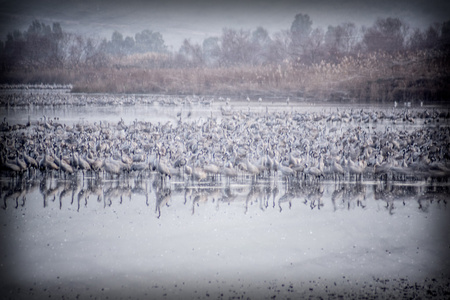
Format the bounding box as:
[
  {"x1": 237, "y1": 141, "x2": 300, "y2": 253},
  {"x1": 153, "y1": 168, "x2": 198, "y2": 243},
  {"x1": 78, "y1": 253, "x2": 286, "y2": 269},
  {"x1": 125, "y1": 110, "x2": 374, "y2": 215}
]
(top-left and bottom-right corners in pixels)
[{"x1": 1, "y1": 14, "x2": 449, "y2": 72}]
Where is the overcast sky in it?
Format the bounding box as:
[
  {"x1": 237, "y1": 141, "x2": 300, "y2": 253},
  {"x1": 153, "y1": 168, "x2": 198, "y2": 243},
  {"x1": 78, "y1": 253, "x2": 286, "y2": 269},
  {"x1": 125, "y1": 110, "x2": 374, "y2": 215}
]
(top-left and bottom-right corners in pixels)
[{"x1": 1, "y1": 0, "x2": 449, "y2": 49}]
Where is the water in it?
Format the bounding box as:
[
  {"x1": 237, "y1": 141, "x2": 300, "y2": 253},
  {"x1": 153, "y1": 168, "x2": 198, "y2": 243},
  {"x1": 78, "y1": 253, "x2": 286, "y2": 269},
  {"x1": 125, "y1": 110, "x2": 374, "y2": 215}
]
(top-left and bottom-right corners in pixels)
[
  {"x1": 1, "y1": 173, "x2": 449, "y2": 299},
  {"x1": 1, "y1": 93, "x2": 449, "y2": 298},
  {"x1": 0, "y1": 93, "x2": 440, "y2": 128}
]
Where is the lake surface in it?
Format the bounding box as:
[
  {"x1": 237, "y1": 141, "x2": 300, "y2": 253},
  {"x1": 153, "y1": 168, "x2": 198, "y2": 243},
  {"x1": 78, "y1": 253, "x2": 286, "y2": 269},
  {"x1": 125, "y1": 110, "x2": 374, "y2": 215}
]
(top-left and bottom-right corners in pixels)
[
  {"x1": 0, "y1": 91, "x2": 439, "y2": 128},
  {"x1": 1, "y1": 93, "x2": 449, "y2": 299},
  {"x1": 1, "y1": 173, "x2": 449, "y2": 299}
]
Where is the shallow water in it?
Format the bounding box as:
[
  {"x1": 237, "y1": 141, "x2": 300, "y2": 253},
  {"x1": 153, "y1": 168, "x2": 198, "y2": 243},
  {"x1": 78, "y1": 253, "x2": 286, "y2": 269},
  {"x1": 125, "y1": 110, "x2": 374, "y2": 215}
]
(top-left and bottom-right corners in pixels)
[
  {"x1": 0, "y1": 93, "x2": 439, "y2": 129},
  {"x1": 1, "y1": 93, "x2": 450, "y2": 298},
  {"x1": 1, "y1": 172, "x2": 449, "y2": 299}
]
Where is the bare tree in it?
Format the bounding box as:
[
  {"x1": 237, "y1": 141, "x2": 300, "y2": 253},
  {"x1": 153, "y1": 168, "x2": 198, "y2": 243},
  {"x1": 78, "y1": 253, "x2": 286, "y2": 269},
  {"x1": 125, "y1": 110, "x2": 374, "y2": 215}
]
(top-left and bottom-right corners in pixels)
[
  {"x1": 251, "y1": 26, "x2": 272, "y2": 65},
  {"x1": 202, "y1": 37, "x2": 220, "y2": 66},
  {"x1": 179, "y1": 39, "x2": 204, "y2": 67},
  {"x1": 289, "y1": 13, "x2": 313, "y2": 63},
  {"x1": 64, "y1": 33, "x2": 86, "y2": 69},
  {"x1": 267, "y1": 29, "x2": 291, "y2": 64},
  {"x1": 123, "y1": 36, "x2": 135, "y2": 55},
  {"x1": 441, "y1": 20, "x2": 450, "y2": 48},
  {"x1": 219, "y1": 28, "x2": 254, "y2": 66},
  {"x1": 363, "y1": 17, "x2": 408, "y2": 53},
  {"x1": 85, "y1": 37, "x2": 109, "y2": 68},
  {"x1": 408, "y1": 28, "x2": 426, "y2": 51},
  {"x1": 305, "y1": 27, "x2": 325, "y2": 64},
  {"x1": 325, "y1": 22, "x2": 358, "y2": 60},
  {"x1": 135, "y1": 30, "x2": 167, "y2": 53}
]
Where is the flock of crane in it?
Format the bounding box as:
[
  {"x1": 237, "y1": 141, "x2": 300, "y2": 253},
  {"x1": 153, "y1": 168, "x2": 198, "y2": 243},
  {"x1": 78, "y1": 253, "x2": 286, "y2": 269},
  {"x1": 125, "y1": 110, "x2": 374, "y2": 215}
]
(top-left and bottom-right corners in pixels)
[{"x1": 1, "y1": 98, "x2": 449, "y2": 185}]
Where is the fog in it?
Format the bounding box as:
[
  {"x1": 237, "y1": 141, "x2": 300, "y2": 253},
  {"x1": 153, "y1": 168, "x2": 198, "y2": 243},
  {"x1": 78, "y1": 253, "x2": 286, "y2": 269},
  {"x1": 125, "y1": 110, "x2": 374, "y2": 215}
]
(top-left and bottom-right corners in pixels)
[{"x1": 1, "y1": 0, "x2": 449, "y2": 49}]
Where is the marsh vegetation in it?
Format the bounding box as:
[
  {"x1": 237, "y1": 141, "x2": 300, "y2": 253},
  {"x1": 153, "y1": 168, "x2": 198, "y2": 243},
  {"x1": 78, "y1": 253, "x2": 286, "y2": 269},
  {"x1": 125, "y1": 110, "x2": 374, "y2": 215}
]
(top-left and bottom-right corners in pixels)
[{"x1": 1, "y1": 15, "x2": 449, "y2": 102}]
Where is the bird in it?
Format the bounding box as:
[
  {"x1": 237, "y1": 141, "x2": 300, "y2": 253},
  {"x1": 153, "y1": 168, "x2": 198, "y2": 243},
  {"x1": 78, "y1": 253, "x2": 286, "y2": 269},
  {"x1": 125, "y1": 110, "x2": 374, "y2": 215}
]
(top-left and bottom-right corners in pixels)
[
  {"x1": 245, "y1": 159, "x2": 261, "y2": 180},
  {"x1": 331, "y1": 160, "x2": 345, "y2": 181},
  {"x1": 23, "y1": 151, "x2": 38, "y2": 169},
  {"x1": 1, "y1": 155, "x2": 21, "y2": 172},
  {"x1": 77, "y1": 153, "x2": 91, "y2": 172},
  {"x1": 155, "y1": 153, "x2": 171, "y2": 180},
  {"x1": 192, "y1": 165, "x2": 207, "y2": 181},
  {"x1": 39, "y1": 150, "x2": 59, "y2": 172},
  {"x1": 304, "y1": 164, "x2": 323, "y2": 180},
  {"x1": 1, "y1": 94, "x2": 449, "y2": 190},
  {"x1": 104, "y1": 156, "x2": 122, "y2": 177},
  {"x1": 278, "y1": 163, "x2": 294, "y2": 178},
  {"x1": 347, "y1": 159, "x2": 365, "y2": 181},
  {"x1": 203, "y1": 163, "x2": 220, "y2": 179},
  {"x1": 222, "y1": 161, "x2": 238, "y2": 179}
]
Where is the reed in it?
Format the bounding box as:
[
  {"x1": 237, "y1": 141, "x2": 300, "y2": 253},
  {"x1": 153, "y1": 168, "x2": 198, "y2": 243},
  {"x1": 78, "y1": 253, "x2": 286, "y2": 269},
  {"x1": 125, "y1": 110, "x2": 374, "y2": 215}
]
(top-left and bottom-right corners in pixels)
[{"x1": 1, "y1": 49, "x2": 448, "y2": 103}]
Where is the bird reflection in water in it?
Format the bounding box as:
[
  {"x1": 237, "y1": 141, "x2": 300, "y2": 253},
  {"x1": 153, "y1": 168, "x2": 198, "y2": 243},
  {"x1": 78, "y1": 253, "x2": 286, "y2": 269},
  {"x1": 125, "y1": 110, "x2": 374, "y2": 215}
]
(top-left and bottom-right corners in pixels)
[
  {"x1": 1, "y1": 172, "x2": 448, "y2": 216},
  {"x1": 153, "y1": 175, "x2": 171, "y2": 218}
]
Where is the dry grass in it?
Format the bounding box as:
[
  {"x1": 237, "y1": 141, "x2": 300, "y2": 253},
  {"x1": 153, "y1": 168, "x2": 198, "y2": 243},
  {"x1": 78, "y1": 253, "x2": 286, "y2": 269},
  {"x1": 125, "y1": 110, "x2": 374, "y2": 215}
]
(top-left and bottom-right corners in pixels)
[{"x1": 2, "y1": 49, "x2": 449, "y2": 103}]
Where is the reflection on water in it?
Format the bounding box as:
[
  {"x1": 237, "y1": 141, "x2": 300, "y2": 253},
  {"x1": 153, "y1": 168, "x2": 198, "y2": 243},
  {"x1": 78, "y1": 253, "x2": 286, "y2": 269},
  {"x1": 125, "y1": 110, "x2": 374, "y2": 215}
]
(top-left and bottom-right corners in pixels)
[
  {"x1": 1, "y1": 172, "x2": 449, "y2": 299},
  {"x1": 2, "y1": 173, "x2": 447, "y2": 215}
]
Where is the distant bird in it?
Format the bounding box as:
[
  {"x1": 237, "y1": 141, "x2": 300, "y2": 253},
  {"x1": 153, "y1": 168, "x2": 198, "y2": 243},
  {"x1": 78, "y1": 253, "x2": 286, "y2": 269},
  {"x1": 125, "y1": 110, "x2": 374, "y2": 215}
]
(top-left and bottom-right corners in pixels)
[
  {"x1": 156, "y1": 153, "x2": 171, "y2": 180},
  {"x1": 1, "y1": 155, "x2": 21, "y2": 172},
  {"x1": 278, "y1": 163, "x2": 294, "y2": 180},
  {"x1": 1, "y1": 94, "x2": 449, "y2": 189},
  {"x1": 332, "y1": 160, "x2": 345, "y2": 181},
  {"x1": 304, "y1": 164, "x2": 323, "y2": 180},
  {"x1": 76, "y1": 153, "x2": 91, "y2": 172},
  {"x1": 347, "y1": 159, "x2": 365, "y2": 181},
  {"x1": 39, "y1": 151, "x2": 59, "y2": 172},
  {"x1": 222, "y1": 161, "x2": 238, "y2": 180},
  {"x1": 203, "y1": 163, "x2": 220, "y2": 178},
  {"x1": 23, "y1": 151, "x2": 38, "y2": 169},
  {"x1": 15, "y1": 153, "x2": 27, "y2": 171},
  {"x1": 192, "y1": 165, "x2": 207, "y2": 181},
  {"x1": 55, "y1": 151, "x2": 74, "y2": 175},
  {"x1": 104, "y1": 157, "x2": 121, "y2": 177}
]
